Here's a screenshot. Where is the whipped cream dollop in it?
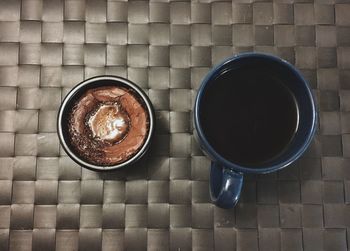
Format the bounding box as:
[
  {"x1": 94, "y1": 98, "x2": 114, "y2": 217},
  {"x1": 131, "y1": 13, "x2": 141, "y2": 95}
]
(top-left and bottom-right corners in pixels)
[{"x1": 88, "y1": 104, "x2": 130, "y2": 143}]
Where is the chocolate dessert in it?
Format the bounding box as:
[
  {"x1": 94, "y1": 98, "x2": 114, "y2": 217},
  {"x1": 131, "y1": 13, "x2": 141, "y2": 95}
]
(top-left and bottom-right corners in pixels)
[{"x1": 67, "y1": 86, "x2": 150, "y2": 166}]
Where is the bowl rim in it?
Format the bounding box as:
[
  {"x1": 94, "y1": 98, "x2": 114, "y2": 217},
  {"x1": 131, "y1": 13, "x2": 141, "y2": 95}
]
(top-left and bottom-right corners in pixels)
[{"x1": 57, "y1": 75, "x2": 155, "y2": 171}]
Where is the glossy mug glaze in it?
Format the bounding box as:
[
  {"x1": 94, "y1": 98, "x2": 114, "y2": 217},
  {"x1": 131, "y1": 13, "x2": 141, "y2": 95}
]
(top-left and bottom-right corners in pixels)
[{"x1": 194, "y1": 53, "x2": 317, "y2": 208}]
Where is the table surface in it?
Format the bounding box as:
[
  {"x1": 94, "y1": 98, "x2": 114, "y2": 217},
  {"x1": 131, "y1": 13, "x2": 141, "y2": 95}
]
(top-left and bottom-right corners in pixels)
[{"x1": 0, "y1": 0, "x2": 350, "y2": 250}]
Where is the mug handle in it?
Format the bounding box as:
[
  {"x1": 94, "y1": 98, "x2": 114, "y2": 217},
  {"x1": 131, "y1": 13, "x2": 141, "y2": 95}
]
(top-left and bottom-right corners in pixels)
[{"x1": 210, "y1": 161, "x2": 244, "y2": 209}]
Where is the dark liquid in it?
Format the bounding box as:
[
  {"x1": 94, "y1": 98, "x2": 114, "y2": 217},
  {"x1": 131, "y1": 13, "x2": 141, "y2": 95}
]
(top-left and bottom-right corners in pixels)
[{"x1": 200, "y1": 68, "x2": 299, "y2": 167}]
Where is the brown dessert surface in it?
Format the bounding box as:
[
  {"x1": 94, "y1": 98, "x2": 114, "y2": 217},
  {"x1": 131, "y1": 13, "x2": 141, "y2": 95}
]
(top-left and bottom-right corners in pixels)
[{"x1": 68, "y1": 86, "x2": 149, "y2": 166}]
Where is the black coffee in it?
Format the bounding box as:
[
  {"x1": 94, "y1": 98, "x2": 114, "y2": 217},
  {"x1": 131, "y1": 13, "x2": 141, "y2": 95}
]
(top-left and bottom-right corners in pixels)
[{"x1": 200, "y1": 68, "x2": 299, "y2": 167}]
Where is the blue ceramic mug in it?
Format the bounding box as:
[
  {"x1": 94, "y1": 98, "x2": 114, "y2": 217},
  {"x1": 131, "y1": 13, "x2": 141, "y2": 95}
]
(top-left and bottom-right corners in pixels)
[{"x1": 194, "y1": 53, "x2": 317, "y2": 209}]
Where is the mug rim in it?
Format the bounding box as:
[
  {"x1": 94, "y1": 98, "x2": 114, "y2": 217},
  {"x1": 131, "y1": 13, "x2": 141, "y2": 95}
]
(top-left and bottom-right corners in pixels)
[
  {"x1": 57, "y1": 75, "x2": 155, "y2": 171},
  {"x1": 194, "y1": 52, "x2": 317, "y2": 174}
]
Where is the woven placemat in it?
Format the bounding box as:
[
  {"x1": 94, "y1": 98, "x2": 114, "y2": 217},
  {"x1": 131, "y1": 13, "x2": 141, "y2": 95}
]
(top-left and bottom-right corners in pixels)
[{"x1": 0, "y1": 0, "x2": 349, "y2": 250}]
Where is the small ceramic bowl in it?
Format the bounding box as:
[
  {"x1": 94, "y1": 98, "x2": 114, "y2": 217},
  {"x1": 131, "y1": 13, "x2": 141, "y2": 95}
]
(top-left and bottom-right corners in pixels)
[{"x1": 57, "y1": 75, "x2": 155, "y2": 171}]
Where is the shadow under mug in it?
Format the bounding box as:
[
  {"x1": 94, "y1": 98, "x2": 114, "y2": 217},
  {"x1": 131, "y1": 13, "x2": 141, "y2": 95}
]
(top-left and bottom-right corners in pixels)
[{"x1": 194, "y1": 53, "x2": 317, "y2": 209}]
